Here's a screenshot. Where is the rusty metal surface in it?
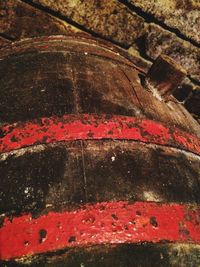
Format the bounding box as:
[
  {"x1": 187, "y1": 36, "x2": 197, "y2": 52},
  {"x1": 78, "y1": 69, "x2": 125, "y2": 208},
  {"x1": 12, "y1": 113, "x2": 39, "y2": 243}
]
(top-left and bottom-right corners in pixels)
[
  {"x1": 146, "y1": 54, "x2": 187, "y2": 99},
  {"x1": 1, "y1": 201, "x2": 200, "y2": 261},
  {"x1": 0, "y1": 36, "x2": 200, "y2": 266},
  {"x1": 0, "y1": 114, "x2": 200, "y2": 155},
  {"x1": 0, "y1": 36, "x2": 199, "y2": 137},
  {"x1": 1, "y1": 140, "x2": 200, "y2": 216},
  {"x1": 2, "y1": 244, "x2": 200, "y2": 267},
  {"x1": 0, "y1": 35, "x2": 140, "y2": 71}
]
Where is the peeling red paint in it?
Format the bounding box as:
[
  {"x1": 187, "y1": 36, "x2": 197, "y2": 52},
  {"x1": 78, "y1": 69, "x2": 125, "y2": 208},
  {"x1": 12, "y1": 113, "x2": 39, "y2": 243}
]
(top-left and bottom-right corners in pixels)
[
  {"x1": 140, "y1": 120, "x2": 171, "y2": 139},
  {"x1": 0, "y1": 114, "x2": 200, "y2": 155},
  {"x1": 0, "y1": 201, "x2": 200, "y2": 260}
]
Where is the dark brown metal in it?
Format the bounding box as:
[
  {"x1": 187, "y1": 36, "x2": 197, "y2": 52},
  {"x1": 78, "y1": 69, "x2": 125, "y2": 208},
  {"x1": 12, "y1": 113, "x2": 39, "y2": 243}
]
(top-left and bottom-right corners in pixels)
[
  {"x1": 0, "y1": 36, "x2": 199, "y2": 266},
  {"x1": 146, "y1": 54, "x2": 187, "y2": 100}
]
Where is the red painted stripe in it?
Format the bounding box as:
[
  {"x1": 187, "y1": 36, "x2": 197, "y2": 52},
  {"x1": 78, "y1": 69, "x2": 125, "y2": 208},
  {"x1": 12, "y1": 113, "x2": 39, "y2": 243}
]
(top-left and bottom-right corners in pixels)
[
  {"x1": 0, "y1": 114, "x2": 200, "y2": 155},
  {"x1": 0, "y1": 201, "x2": 200, "y2": 260}
]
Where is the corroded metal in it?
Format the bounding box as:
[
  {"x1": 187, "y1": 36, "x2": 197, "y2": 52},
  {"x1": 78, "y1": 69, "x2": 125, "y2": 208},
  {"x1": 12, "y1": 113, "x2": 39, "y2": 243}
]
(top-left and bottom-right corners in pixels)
[
  {"x1": 1, "y1": 201, "x2": 200, "y2": 260},
  {"x1": 0, "y1": 35, "x2": 200, "y2": 266},
  {"x1": 0, "y1": 114, "x2": 200, "y2": 155},
  {"x1": 146, "y1": 54, "x2": 187, "y2": 99}
]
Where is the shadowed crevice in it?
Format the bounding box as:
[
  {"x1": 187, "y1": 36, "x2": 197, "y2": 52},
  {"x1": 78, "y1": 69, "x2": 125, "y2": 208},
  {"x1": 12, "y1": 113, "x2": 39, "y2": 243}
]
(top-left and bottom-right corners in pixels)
[
  {"x1": 118, "y1": 0, "x2": 200, "y2": 49},
  {"x1": 0, "y1": 33, "x2": 14, "y2": 42},
  {"x1": 20, "y1": 0, "x2": 130, "y2": 49}
]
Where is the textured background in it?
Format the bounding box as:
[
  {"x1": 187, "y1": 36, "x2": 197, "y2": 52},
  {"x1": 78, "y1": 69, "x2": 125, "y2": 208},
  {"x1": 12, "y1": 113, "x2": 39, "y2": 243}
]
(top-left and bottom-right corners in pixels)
[{"x1": 0, "y1": 0, "x2": 199, "y2": 122}]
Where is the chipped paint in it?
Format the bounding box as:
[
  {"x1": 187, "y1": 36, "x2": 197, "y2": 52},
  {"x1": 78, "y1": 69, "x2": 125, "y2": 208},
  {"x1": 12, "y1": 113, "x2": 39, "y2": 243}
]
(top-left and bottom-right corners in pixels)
[
  {"x1": 143, "y1": 191, "x2": 163, "y2": 202},
  {"x1": 0, "y1": 144, "x2": 46, "y2": 161},
  {"x1": 0, "y1": 114, "x2": 199, "y2": 156},
  {"x1": 0, "y1": 201, "x2": 200, "y2": 260}
]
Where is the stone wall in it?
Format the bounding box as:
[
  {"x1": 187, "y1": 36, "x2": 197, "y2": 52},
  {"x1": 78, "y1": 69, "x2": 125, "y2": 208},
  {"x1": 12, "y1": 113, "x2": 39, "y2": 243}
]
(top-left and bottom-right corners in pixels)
[{"x1": 0, "y1": 0, "x2": 199, "y2": 122}]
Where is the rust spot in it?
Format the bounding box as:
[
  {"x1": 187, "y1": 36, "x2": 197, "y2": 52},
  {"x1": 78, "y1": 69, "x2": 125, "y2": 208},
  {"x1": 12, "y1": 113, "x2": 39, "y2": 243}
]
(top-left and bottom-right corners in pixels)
[
  {"x1": 107, "y1": 130, "x2": 113, "y2": 135},
  {"x1": 131, "y1": 219, "x2": 136, "y2": 225},
  {"x1": 124, "y1": 224, "x2": 129, "y2": 230},
  {"x1": 111, "y1": 214, "x2": 118, "y2": 220},
  {"x1": 99, "y1": 205, "x2": 106, "y2": 211},
  {"x1": 87, "y1": 131, "x2": 94, "y2": 138},
  {"x1": 68, "y1": 236, "x2": 76, "y2": 243},
  {"x1": 24, "y1": 241, "x2": 30, "y2": 247},
  {"x1": 10, "y1": 136, "x2": 18, "y2": 142},
  {"x1": 150, "y1": 217, "x2": 158, "y2": 228},
  {"x1": 179, "y1": 228, "x2": 190, "y2": 236},
  {"x1": 39, "y1": 229, "x2": 47, "y2": 243},
  {"x1": 142, "y1": 222, "x2": 148, "y2": 228}
]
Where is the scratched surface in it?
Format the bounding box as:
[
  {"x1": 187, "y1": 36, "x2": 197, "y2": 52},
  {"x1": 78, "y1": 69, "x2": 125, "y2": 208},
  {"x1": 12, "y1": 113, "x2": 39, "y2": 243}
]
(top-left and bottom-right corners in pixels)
[
  {"x1": 0, "y1": 36, "x2": 200, "y2": 266},
  {"x1": 1, "y1": 201, "x2": 200, "y2": 261},
  {"x1": 1, "y1": 140, "x2": 200, "y2": 216},
  {"x1": 0, "y1": 114, "x2": 200, "y2": 155},
  {"x1": 0, "y1": 36, "x2": 199, "y2": 136}
]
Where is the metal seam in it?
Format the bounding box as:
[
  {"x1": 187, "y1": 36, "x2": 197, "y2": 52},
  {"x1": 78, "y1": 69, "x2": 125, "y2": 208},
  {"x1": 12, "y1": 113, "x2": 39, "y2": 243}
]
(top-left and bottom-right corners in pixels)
[{"x1": 0, "y1": 114, "x2": 199, "y2": 156}]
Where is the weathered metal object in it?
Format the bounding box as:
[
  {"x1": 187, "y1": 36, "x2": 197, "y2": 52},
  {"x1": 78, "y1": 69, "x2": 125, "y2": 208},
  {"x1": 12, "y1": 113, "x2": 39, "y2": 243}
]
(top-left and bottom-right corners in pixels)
[
  {"x1": 0, "y1": 35, "x2": 200, "y2": 266},
  {"x1": 146, "y1": 54, "x2": 187, "y2": 100}
]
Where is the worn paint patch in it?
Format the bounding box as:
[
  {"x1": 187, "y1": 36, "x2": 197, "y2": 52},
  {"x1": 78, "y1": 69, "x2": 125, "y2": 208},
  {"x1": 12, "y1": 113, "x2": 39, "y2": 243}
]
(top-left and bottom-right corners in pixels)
[
  {"x1": 0, "y1": 201, "x2": 200, "y2": 260},
  {"x1": 0, "y1": 114, "x2": 199, "y2": 156}
]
